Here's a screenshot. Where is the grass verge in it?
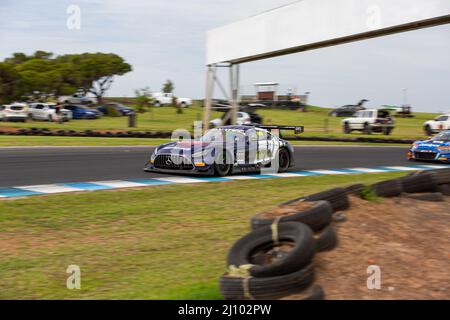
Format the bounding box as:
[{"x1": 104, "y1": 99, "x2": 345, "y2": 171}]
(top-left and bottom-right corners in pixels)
[{"x1": 0, "y1": 172, "x2": 408, "y2": 299}]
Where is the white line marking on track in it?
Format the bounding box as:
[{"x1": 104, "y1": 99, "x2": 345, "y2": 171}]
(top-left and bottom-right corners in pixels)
[
  {"x1": 308, "y1": 170, "x2": 349, "y2": 175},
  {"x1": 420, "y1": 165, "x2": 448, "y2": 169},
  {"x1": 265, "y1": 173, "x2": 304, "y2": 178},
  {"x1": 349, "y1": 168, "x2": 388, "y2": 173},
  {"x1": 384, "y1": 166, "x2": 419, "y2": 171},
  {"x1": 224, "y1": 175, "x2": 260, "y2": 180},
  {"x1": 17, "y1": 184, "x2": 84, "y2": 194},
  {"x1": 93, "y1": 181, "x2": 148, "y2": 188},
  {"x1": 153, "y1": 177, "x2": 207, "y2": 184}
]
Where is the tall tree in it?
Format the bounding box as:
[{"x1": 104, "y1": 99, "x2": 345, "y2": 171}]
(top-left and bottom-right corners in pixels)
[
  {"x1": 162, "y1": 80, "x2": 174, "y2": 94},
  {"x1": 69, "y1": 53, "x2": 132, "y2": 104},
  {"x1": 0, "y1": 62, "x2": 22, "y2": 103}
]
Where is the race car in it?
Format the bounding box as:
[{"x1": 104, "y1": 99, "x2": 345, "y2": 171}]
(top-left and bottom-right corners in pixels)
[
  {"x1": 408, "y1": 130, "x2": 450, "y2": 163},
  {"x1": 144, "y1": 125, "x2": 304, "y2": 176}
]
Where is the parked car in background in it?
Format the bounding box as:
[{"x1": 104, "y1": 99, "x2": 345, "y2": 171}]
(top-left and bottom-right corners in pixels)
[
  {"x1": 58, "y1": 92, "x2": 97, "y2": 105},
  {"x1": 329, "y1": 99, "x2": 368, "y2": 117},
  {"x1": 0, "y1": 103, "x2": 28, "y2": 122},
  {"x1": 97, "y1": 103, "x2": 134, "y2": 116},
  {"x1": 329, "y1": 105, "x2": 365, "y2": 117},
  {"x1": 63, "y1": 104, "x2": 101, "y2": 119},
  {"x1": 151, "y1": 92, "x2": 192, "y2": 108},
  {"x1": 342, "y1": 109, "x2": 395, "y2": 135},
  {"x1": 210, "y1": 112, "x2": 252, "y2": 128},
  {"x1": 423, "y1": 114, "x2": 450, "y2": 135},
  {"x1": 29, "y1": 103, "x2": 72, "y2": 122}
]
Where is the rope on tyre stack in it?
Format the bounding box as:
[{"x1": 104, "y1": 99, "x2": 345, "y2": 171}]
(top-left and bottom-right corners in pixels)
[
  {"x1": 271, "y1": 216, "x2": 282, "y2": 245},
  {"x1": 227, "y1": 264, "x2": 255, "y2": 300}
]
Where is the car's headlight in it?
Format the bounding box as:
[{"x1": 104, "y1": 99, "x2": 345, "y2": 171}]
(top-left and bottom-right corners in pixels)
[
  {"x1": 412, "y1": 143, "x2": 419, "y2": 149},
  {"x1": 150, "y1": 148, "x2": 158, "y2": 162}
]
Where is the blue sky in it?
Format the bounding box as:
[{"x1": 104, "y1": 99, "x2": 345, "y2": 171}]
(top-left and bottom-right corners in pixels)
[{"x1": 0, "y1": 0, "x2": 449, "y2": 112}]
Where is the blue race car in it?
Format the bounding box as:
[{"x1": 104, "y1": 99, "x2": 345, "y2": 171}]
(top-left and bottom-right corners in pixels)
[
  {"x1": 63, "y1": 104, "x2": 102, "y2": 119},
  {"x1": 409, "y1": 130, "x2": 450, "y2": 163},
  {"x1": 144, "y1": 125, "x2": 303, "y2": 176}
]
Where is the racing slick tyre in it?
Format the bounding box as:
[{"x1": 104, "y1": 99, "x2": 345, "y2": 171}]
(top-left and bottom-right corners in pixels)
[
  {"x1": 404, "y1": 192, "x2": 444, "y2": 202},
  {"x1": 371, "y1": 179, "x2": 403, "y2": 198},
  {"x1": 306, "y1": 188, "x2": 350, "y2": 212},
  {"x1": 400, "y1": 171, "x2": 438, "y2": 194},
  {"x1": 345, "y1": 184, "x2": 365, "y2": 197},
  {"x1": 220, "y1": 263, "x2": 315, "y2": 300},
  {"x1": 228, "y1": 222, "x2": 315, "y2": 278},
  {"x1": 214, "y1": 151, "x2": 232, "y2": 177},
  {"x1": 314, "y1": 225, "x2": 338, "y2": 253},
  {"x1": 424, "y1": 125, "x2": 433, "y2": 136},
  {"x1": 268, "y1": 148, "x2": 290, "y2": 173},
  {"x1": 251, "y1": 200, "x2": 333, "y2": 232}
]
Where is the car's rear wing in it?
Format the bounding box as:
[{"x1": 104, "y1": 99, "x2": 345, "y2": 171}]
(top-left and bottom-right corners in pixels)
[{"x1": 255, "y1": 125, "x2": 304, "y2": 135}]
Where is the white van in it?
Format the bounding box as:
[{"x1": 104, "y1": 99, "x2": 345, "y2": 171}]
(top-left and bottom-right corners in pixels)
[{"x1": 0, "y1": 103, "x2": 28, "y2": 122}]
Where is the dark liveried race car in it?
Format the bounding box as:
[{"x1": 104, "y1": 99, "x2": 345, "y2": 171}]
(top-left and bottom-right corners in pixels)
[
  {"x1": 408, "y1": 130, "x2": 450, "y2": 163},
  {"x1": 144, "y1": 125, "x2": 304, "y2": 176}
]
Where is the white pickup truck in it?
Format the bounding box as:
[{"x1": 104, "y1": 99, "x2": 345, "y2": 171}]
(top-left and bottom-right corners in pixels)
[
  {"x1": 58, "y1": 93, "x2": 97, "y2": 105},
  {"x1": 342, "y1": 109, "x2": 395, "y2": 135},
  {"x1": 423, "y1": 114, "x2": 450, "y2": 135},
  {"x1": 151, "y1": 92, "x2": 192, "y2": 108}
]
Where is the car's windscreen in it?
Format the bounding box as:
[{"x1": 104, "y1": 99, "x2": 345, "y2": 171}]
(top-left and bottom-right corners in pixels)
[
  {"x1": 200, "y1": 129, "x2": 245, "y2": 142},
  {"x1": 432, "y1": 132, "x2": 450, "y2": 142}
]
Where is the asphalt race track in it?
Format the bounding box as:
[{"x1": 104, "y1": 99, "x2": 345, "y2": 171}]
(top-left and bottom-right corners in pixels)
[{"x1": 0, "y1": 145, "x2": 418, "y2": 187}]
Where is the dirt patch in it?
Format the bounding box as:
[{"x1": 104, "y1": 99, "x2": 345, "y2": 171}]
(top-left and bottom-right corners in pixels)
[
  {"x1": 257, "y1": 200, "x2": 315, "y2": 219},
  {"x1": 287, "y1": 195, "x2": 450, "y2": 300}
]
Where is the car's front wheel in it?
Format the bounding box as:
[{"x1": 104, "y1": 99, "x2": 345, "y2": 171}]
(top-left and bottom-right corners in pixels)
[{"x1": 424, "y1": 125, "x2": 432, "y2": 136}]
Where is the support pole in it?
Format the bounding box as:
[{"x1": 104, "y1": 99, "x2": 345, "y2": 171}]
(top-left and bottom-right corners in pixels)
[
  {"x1": 203, "y1": 65, "x2": 216, "y2": 130},
  {"x1": 229, "y1": 64, "x2": 240, "y2": 125}
]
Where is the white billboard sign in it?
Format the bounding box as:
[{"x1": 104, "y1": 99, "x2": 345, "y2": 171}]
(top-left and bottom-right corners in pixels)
[{"x1": 207, "y1": 0, "x2": 450, "y2": 65}]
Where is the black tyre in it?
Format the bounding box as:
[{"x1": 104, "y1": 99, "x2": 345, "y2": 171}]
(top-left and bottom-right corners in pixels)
[
  {"x1": 300, "y1": 285, "x2": 325, "y2": 300},
  {"x1": 227, "y1": 222, "x2": 315, "y2": 278},
  {"x1": 437, "y1": 184, "x2": 450, "y2": 196},
  {"x1": 251, "y1": 200, "x2": 333, "y2": 232},
  {"x1": 214, "y1": 151, "x2": 232, "y2": 177},
  {"x1": 382, "y1": 127, "x2": 392, "y2": 135},
  {"x1": 427, "y1": 168, "x2": 450, "y2": 185},
  {"x1": 424, "y1": 125, "x2": 432, "y2": 136},
  {"x1": 315, "y1": 225, "x2": 338, "y2": 252},
  {"x1": 400, "y1": 171, "x2": 438, "y2": 194},
  {"x1": 363, "y1": 123, "x2": 372, "y2": 135},
  {"x1": 343, "y1": 123, "x2": 351, "y2": 134},
  {"x1": 220, "y1": 263, "x2": 315, "y2": 300},
  {"x1": 404, "y1": 192, "x2": 444, "y2": 202},
  {"x1": 306, "y1": 188, "x2": 350, "y2": 212},
  {"x1": 277, "y1": 148, "x2": 290, "y2": 173},
  {"x1": 371, "y1": 179, "x2": 403, "y2": 198},
  {"x1": 345, "y1": 184, "x2": 365, "y2": 197}
]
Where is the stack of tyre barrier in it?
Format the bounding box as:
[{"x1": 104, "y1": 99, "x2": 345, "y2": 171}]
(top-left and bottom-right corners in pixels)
[
  {"x1": 220, "y1": 188, "x2": 348, "y2": 300},
  {"x1": 370, "y1": 169, "x2": 450, "y2": 200},
  {"x1": 219, "y1": 169, "x2": 450, "y2": 300}
]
